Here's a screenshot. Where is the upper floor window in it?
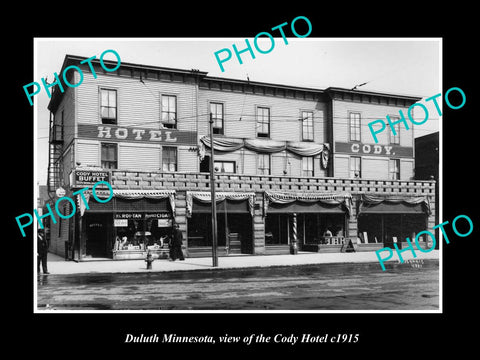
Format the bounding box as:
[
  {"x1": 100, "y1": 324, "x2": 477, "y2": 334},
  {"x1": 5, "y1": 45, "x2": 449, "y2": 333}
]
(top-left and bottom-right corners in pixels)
[
  {"x1": 389, "y1": 120, "x2": 400, "y2": 144},
  {"x1": 302, "y1": 157, "x2": 314, "y2": 177},
  {"x1": 214, "y1": 161, "x2": 235, "y2": 173},
  {"x1": 350, "y1": 156, "x2": 361, "y2": 178},
  {"x1": 161, "y1": 95, "x2": 177, "y2": 129},
  {"x1": 210, "y1": 102, "x2": 224, "y2": 135},
  {"x1": 101, "y1": 142, "x2": 118, "y2": 169},
  {"x1": 349, "y1": 112, "x2": 361, "y2": 142},
  {"x1": 389, "y1": 159, "x2": 400, "y2": 180},
  {"x1": 256, "y1": 107, "x2": 270, "y2": 138},
  {"x1": 302, "y1": 111, "x2": 314, "y2": 141},
  {"x1": 100, "y1": 89, "x2": 117, "y2": 124},
  {"x1": 257, "y1": 154, "x2": 271, "y2": 175},
  {"x1": 162, "y1": 146, "x2": 177, "y2": 172}
]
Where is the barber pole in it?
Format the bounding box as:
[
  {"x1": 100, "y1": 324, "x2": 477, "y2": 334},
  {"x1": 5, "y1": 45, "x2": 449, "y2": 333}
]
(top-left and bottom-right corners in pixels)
[{"x1": 290, "y1": 213, "x2": 298, "y2": 255}]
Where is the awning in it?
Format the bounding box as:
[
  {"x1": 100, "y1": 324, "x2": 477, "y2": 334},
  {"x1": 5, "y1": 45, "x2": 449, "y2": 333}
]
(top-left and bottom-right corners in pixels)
[
  {"x1": 267, "y1": 201, "x2": 345, "y2": 214},
  {"x1": 77, "y1": 189, "x2": 176, "y2": 216},
  {"x1": 186, "y1": 191, "x2": 256, "y2": 218},
  {"x1": 264, "y1": 191, "x2": 352, "y2": 216},
  {"x1": 191, "y1": 198, "x2": 250, "y2": 214},
  {"x1": 357, "y1": 194, "x2": 430, "y2": 215}
]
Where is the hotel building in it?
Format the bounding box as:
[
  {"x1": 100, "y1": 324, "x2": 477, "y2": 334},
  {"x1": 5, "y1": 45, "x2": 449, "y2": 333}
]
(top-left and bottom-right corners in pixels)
[{"x1": 45, "y1": 54, "x2": 436, "y2": 260}]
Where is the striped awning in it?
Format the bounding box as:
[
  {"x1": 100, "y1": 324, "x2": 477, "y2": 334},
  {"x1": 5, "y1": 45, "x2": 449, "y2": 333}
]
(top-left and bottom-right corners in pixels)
[
  {"x1": 357, "y1": 194, "x2": 431, "y2": 215},
  {"x1": 264, "y1": 191, "x2": 352, "y2": 216},
  {"x1": 186, "y1": 191, "x2": 256, "y2": 218},
  {"x1": 77, "y1": 189, "x2": 176, "y2": 216}
]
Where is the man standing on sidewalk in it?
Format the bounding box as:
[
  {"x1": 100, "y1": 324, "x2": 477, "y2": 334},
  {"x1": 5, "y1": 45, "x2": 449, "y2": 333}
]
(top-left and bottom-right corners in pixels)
[
  {"x1": 37, "y1": 229, "x2": 49, "y2": 274},
  {"x1": 169, "y1": 224, "x2": 185, "y2": 261}
]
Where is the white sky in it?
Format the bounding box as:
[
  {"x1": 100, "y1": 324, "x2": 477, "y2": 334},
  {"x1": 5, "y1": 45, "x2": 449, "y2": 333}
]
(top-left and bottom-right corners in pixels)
[{"x1": 34, "y1": 38, "x2": 441, "y2": 185}]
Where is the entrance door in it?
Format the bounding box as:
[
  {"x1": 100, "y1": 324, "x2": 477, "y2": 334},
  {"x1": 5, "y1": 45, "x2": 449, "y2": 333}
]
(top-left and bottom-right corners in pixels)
[
  {"x1": 227, "y1": 214, "x2": 253, "y2": 254},
  {"x1": 85, "y1": 214, "x2": 110, "y2": 258}
]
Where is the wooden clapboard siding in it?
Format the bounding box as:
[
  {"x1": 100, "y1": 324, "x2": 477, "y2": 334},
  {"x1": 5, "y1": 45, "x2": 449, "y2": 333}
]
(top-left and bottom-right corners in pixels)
[
  {"x1": 271, "y1": 152, "x2": 287, "y2": 176},
  {"x1": 362, "y1": 157, "x2": 389, "y2": 179},
  {"x1": 118, "y1": 143, "x2": 160, "y2": 171},
  {"x1": 62, "y1": 146, "x2": 73, "y2": 185},
  {"x1": 400, "y1": 158, "x2": 414, "y2": 180},
  {"x1": 177, "y1": 146, "x2": 198, "y2": 172},
  {"x1": 334, "y1": 155, "x2": 350, "y2": 178},
  {"x1": 334, "y1": 154, "x2": 414, "y2": 181},
  {"x1": 314, "y1": 154, "x2": 328, "y2": 178},
  {"x1": 197, "y1": 88, "x2": 327, "y2": 143},
  {"x1": 76, "y1": 67, "x2": 197, "y2": 131},
  {"x1": 76, "y1": 140, "x2": 99, "y2": 167},
  {"x1": 243, "y1": 150, "x2": 257, "y2": 175},
  {"x1": 53, "y1": 84, "x2": 75, "y2": 147},
  {"x1": 333, "y1": 100, "x2": 414, "y2": 147}
]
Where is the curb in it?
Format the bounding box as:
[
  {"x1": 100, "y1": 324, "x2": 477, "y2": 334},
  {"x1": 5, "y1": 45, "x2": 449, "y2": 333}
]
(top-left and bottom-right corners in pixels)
[{"x1": 39, "y1": 256, "x2": 439, "y2": 276}]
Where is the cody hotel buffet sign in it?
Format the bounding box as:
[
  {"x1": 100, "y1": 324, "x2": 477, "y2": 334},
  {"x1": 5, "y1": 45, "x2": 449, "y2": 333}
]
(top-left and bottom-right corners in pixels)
[
  {"x1": 77, "y1": 124, "x2": 197, "y2": 145},
  {"x1": 72, "y1": 170, "x2": 111, "y2": 186}
]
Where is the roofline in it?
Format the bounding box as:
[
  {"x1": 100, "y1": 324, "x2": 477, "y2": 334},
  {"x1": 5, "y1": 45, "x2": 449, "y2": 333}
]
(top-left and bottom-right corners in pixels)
[
  {"x1": 201, "y1": 75, "x2": 325, "y2": 94},
  {"x1": 48, "y1": 54, "x2": 423, "y2": 111},
  {"x1": 325, "y1": 86, "x2": 423, "y2": 102},
  {"x1": 62, "y1": 54, "x2": 210, "y2": 77}
]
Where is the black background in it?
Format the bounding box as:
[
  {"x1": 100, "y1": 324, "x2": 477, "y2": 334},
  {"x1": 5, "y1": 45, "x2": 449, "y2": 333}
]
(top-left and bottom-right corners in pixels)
[{"x1": 8, "y1": 4, "x2": 477, "y2": 356}]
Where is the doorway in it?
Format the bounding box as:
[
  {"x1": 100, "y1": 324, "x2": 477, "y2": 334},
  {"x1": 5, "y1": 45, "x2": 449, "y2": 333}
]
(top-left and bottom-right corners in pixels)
[{"x1": 85, "y1": 214, "x2": 111, "y2": 258}]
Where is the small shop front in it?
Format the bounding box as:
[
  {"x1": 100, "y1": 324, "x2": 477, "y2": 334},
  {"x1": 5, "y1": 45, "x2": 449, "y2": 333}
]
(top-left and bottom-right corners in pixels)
[
  {"x1": 186, "y1": 191, "x2": 256, "y2": 257},
  {"x1": 356, "y1": 194, "x2": 431, "y2": 250},
  {"x1": 263, "y1": 191, "x2": 352, "y2": 253},
  {"x1": 77, "y1": 189, "x2": 176, "y2": 260}
]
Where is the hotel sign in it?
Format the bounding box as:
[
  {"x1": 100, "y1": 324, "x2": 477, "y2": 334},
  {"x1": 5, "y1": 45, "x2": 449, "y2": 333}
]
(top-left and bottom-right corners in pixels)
[
  {"x1": 334, "y1": 142, "x2": 413, "y2": 158},
  {"x1": 74, "y1": 170, "x2": 111, "y2": 185},
  {"x1": 78, "y1": 124, "x2": 197, "y2": 146}
]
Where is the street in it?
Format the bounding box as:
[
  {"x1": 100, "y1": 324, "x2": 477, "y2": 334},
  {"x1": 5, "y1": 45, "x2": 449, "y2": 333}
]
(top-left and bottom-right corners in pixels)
[{"x1": 37, "y1": 260, "x2": 439, "y2": 311}]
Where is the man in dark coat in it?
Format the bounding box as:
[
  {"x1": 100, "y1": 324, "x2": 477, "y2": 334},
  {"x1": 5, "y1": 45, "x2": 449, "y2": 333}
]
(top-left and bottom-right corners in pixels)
[
  {"x1": 169, "y1": 224, "x2": 185, "y2": 261},
  {"x1": 37, "y1": 229, "x2": 49, "y2": 274}
]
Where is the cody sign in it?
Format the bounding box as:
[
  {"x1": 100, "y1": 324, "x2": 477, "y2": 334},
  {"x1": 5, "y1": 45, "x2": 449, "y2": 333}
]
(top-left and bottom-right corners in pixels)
[{"x1": 334, "y1": 142, "x2": 413, "y2": 157}]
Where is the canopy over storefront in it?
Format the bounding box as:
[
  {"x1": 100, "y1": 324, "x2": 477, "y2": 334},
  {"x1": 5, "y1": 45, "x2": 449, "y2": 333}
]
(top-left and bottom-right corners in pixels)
[
  {"x1": 357, "y1": 194, "x2": 431, "y2": 216},
  {"x1": 186, "y1": 191, "x2": 256, "y2": 218},
  {"x1": 77, "y1": 189, "x2": 176, "y2": 216},
  {"x1": 263, "y1": 191, "x2": 352, "y2": 216}
]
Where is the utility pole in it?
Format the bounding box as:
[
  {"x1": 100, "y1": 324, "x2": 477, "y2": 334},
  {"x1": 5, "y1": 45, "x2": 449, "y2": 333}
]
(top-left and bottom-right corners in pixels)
[{"x1": 209, "y1": 113, "x2": 218, "y2": 267}]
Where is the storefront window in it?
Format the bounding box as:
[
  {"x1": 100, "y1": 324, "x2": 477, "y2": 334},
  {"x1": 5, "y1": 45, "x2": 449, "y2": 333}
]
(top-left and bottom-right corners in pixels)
[
  {"x1": 113, "y1": 213, "x2": 173, "y2": 251},
  {"x1": 265, "y1": 213, "x2": 345, "y2": 246},
  {"x1": 265, "y1": 214, "x2": 289, "y2": 245},
  {"x1": 187, "y1": 213, "x2": 227, "y2": 247},
  {"x1": 357, "y1": 213, "x2": 427, "y2": 245}
]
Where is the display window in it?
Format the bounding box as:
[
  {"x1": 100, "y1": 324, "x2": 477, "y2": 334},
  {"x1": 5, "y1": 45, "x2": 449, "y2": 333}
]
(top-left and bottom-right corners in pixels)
[{"x1": 113, "y1": 213, "x2": 173, "y2": 251}]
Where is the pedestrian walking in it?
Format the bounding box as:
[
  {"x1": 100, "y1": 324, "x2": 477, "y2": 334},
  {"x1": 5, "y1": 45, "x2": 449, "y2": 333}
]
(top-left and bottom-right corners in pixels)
[
  {"x1": 169, "y1": 224, "x2": 185, "y2": 261},
  {"x1": 37, "y1": 229, "x2": 49, "y2": 274}
]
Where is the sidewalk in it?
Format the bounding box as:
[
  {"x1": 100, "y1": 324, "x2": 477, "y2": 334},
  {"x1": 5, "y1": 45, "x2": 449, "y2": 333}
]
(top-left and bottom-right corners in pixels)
[{"x1": 42, "y1": 250, "x2": 440, "y2": 275}]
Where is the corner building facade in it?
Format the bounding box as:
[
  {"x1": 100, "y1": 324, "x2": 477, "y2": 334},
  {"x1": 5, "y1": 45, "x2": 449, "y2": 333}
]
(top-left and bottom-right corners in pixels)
[{"x1": 46, "y1": 55, "x2": 436, "y2": 261}]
